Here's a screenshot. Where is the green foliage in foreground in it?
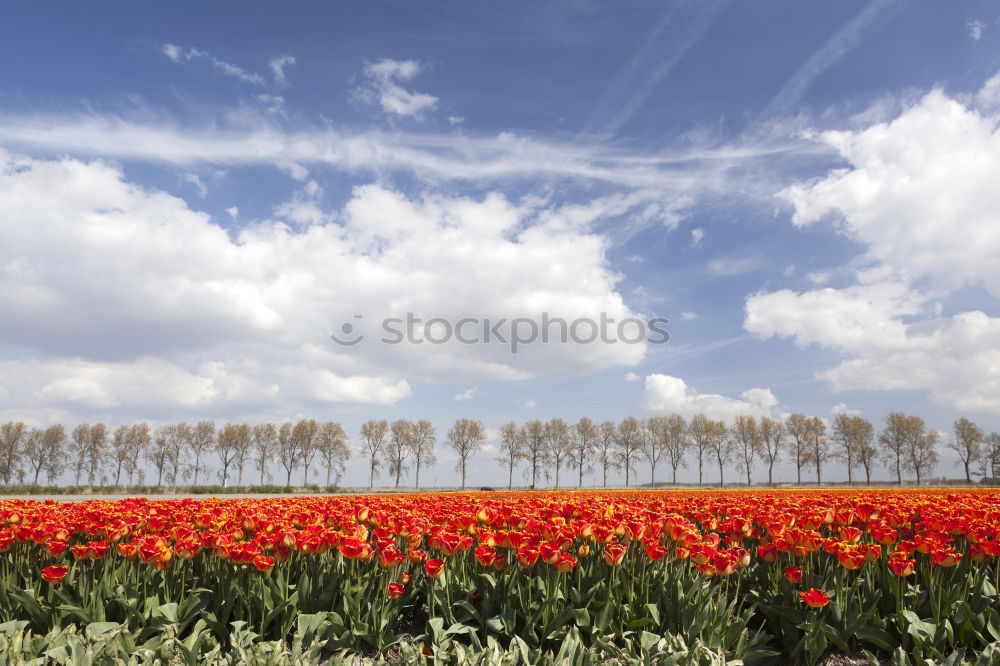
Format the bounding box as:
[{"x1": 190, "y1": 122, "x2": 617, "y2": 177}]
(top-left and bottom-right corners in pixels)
[{"x1": 3, "y1": 617, "x2": 1000, "y2": 666}]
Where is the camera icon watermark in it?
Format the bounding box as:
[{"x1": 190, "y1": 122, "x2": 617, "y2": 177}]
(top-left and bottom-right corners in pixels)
[{"x1": 330, "y1": 312, "x2": 669, "y2": 353}]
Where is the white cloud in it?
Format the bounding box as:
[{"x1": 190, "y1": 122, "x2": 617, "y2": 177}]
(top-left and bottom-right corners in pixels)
[
  {"x1": 680, "y1": 311, "x2": 697, "y2": 321},
  {"x1": 831, "y1": 402, "x2": 862, "y2": 416},
  {"x1": 516, "y1": 397, "x2": 537, "y2": 409},
  {"x1": 779, "y1": 84, "x2": 1000, "y2": 296},
  {"x1": 0, "y1": 110, "x2": 805, "y2": 192},
  {"x1": 968, "y1": 20, "x2": 986, "y2": 42},
  {"x1": 180, "y1": 172, "x2": 207, "y2": 198},
  {"x1": 707, "y1": 256, "x2": 760, "y2": 276},
  {"x1": 624, "y1": 371, "x2": 640, "y2": 382},
  {"x1": 752, "y1": 74, "x2": 1000, "y2": 413},
  {"x1": 161, "y1": 44, "x2": 265, "y2": 85},
  {"x1": 453, "y1": 387, "x2": 478, "y2": 401},
  {"x1": 269, "y1": 55, "x2": 295, "y2": 85},
  {"x1": 0, "y1": 149, "x2": 646, "y2": 420},
  {"x1": 257, "y1": 94, "x2": 286, "y2": 115},
  {"x1": 643, "y1": 373, "x2": 778, "y2": 422},
  {"x1": 226, "y1": 206, "x2": 239, "y2": 219},
  {"x1": 355, "y1": 58, "x2": 438, "y2": 119},
  {"x1": 447, "y1": 116, "x2": 464, "y2": 126},
  {"x1": 690, "y1": 227, "x2": 704, "y2": 247}
]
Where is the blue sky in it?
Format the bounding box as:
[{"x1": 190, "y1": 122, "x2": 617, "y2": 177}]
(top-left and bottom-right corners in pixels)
[{"x1": 1, "y1": 1, "x2": 999, "y2": 487}]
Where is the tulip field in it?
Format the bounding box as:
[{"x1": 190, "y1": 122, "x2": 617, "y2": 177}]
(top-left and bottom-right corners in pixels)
[{"x1": 3, "y1": 490, "x2": 1000, "y2": 665}]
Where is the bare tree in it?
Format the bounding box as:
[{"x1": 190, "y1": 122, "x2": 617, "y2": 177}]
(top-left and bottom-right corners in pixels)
[
  {"x1": 293, "y1": 419, "x2": 320, "y2": 486},
  {"x1": 25, "y1": 425, "x2": 67, "y2": 485},
  {"x1": 388, "y1": 419, "x2": 415, "y2": 488},
  {"x1": 663, "y1": 414, "x2": 689, "y2": 485},
  {"x1": 643, "y1": 416, "x2": 668, "y2": 486},
  {"x1": 233, "y1": 423, "x2": 254, "y2": 486},
  {"x1": 0, "y1": 421, "x2": 27, "y2": 486},
  {"x1": 949, "y1": 417, "x2": 984, "y2": 483},
  {"x1": 544, "y1": 418, "x2": 572, "y2": 489},
  {"x1": 111, "y1": 426, "x2": 129, "y2": 486},
  {"x1": 69, "y1": 425, "x2": 90, "y2": 486},
  {"x1": 688, "y1": 414, "x2": 713, "y2": 486},
  {"x1": 217, "y1": 423, "x2": 251, "y2": 488},
  {"x1": 985, "y1": 433, "x2": 1000, "y2": 483},
  {"x1": 880, "y1": 412, "x2": 921, "y2": 485},
  {"x1": 568, "y1": 417, "x2": 597, "y2": 487},
  {"x1": 161, "y1": 423, "x2": 190, "y2": 490},
  {"x1": 317, "y1": 422, "x2": 350, "y2": 487},
  {"x1": 521, "y1": 420, "x2": 549, "y2": 488},
  {"x1": 785, "y1": 414, "x2": 810, "y2": 485},
  {"x1": 409, "y1": 420, "x2": 435, "y2": 490},
  {"x1": 360, "y1": 419, "x2": 388, "y2": 489},
  {"x1": 596, "y1": 420, "x2": 618, "y2": 487},
  {"x1": 731, "y1": 415, "x2": 761, "y2": 486},
  {"x1": 804, "y1": 416, "x2": 828, "y2": 486},
  {"x1": 832, "y1": 415, "x2": 874, "y2": 486},
  {"x1": 704, "y1": 418, "x2": 733, "y2": 488},
  {"x1": 904, "y1": 426, "x2": 939, "y2": 486},
  {"x1": 615, "y1": 417, "x2": 644, "y2": 487},
  {"x1": 148, "y1": 428, "x2": 172, "y2": 488},
  {"x1": 125, "y1": 423, "x2": 151, "y2": 486},
  {"x1": 23, "y1": 428, "x2": 47, "y2": 485},
  {"x1": 855, "y1": 419, "x2": 878, "y2": 486},
  {"x1": 189, "y1": 421, "x2": 216, "y2": 486},
  {"x1": 447, "y1": 418, "x2": 485, "y2": 489},
  {"x1": 276, "y1": 421, "x2": 299, "y2": 487},
  {"x1": 84, "y1": 423, "x2": 109, "y2": 488},
  {"x1": 496, "y1": 422, "x2": 523, "y2": 490},
  {"x1": 252, "y1": 423, "x2": 277, "y2": 486},
  {"x1": 758, "y1": 416, "x2": 783, "y2": 486}
]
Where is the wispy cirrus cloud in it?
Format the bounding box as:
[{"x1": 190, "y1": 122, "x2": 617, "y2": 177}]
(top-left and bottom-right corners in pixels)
[{"x1": 162, "y1": 44, "x2": 266, "y2": 85}]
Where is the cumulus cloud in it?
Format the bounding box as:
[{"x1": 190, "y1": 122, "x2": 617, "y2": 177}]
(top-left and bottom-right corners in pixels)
[
  {"x1": 690, "y1": 227, "x2": 704, "y2": 247},
  {"x1": 354, "y1": 58, "x2": 438, "y2": 119},
  {"x1": 624, "y1": 372, "x2": 640, "y2": 382},
  {"x1": 643, "y1": 373, "x2": 778, "y2": 422},
  {"x1": 0, "y1": 149, "x2": 645, "y2": 421},
  {"x1": 749, "y1": 74, "x2": 1000, "y2": 413}
]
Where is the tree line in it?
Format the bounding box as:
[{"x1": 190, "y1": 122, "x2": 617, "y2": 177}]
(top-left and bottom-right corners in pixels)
[
  {"x1": 0, "y1": 420, "x2": 351, "y2": 490},
  {"x1": 1, "y1": 412, "x2": 998, "y2": 489}
]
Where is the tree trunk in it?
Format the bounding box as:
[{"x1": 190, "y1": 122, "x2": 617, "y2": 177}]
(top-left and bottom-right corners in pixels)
[
  {"x1": 461, "y1": 461, "x2": 467, "y2": 490},
  {"x1": 698, "y1": 458, "x2": 703, "y2": 486},
  {"x1": 222, "y1": 466, "x2": 229, "y2": 488},
  {"x1": 156, "y1": 467, "x2": 163, "y2": 489},
  {"x1": 508, "y1": 460, "x2": 513, "y2": 490},
  {"x1": 718, "y1": 459, "x2": 724, "y2": 488},
  {"x1": 286, "y1": 467, "x2": 292, "y2": 487},
  {"x1": 304, "y1": 464, "x2": 310, "y2": 487},
  {"x1": 650, "y1": 462, "x2": 655, "y2": 486},
  {"x1": 555, "y1": 463, "x2": 560, "y2": 489},
  {"x1": 326, "y1": 466, "x2": 332, "y2": 487},
  {"x1": 745, "y1": 462, "x2": 751, "y2": 486},
  {"x1": 768, "y1": 464, "x2": 773, "y2": 486},
  {"x1": 896, "y1": 459, "x2": 902, "y2": 486},
  {"x1": 796, "y1": 451, "x2": 801, "y2": 485},
  {"x1": 237, "y1": 464, "x2": 244, "y2": 486},
  {"x1": 115, "y1": 461, "x2": 123, "y2": 486},
  {"x1": 369, "y1": 460, "x2": 376, "y2": 489},
  {"x1": 33, "y1": 465, "x2": 41, "y2": 485},
  {"x1": 415, "y1": 461, "x2": 420, "y2": 491},
  {"x1": 602, "y1": 461, "x2": 607, "y2": 488},
  {"x1": 964, "y1": 461, "x2": 971, "y2": 483},
  {"x1": 672, "y1": 466, "x2": 677, "y2": 486},
  {"x1": 579, "y1": 463, "x2": 583, "y2": 488}
]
